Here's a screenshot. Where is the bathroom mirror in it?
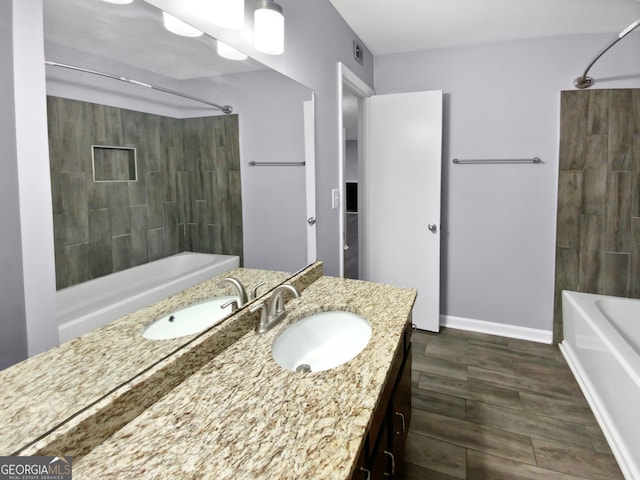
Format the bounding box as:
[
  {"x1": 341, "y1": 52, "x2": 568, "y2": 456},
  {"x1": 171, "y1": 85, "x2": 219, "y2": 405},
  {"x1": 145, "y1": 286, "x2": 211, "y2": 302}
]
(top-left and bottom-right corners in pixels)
[
  {"x1": 45, "y1": 0, "x2": 314, "y2": 286},
  {"x1": 0, "y1": 0, "x2": 314, "y2": 457}
]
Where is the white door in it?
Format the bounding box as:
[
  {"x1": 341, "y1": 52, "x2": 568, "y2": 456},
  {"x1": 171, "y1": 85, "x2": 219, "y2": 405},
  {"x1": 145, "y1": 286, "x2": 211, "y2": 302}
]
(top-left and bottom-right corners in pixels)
[
  {"x1": 304, "y1": 99, "x2": 317, "y2": 264},
  {"x1": 361, "y1": 90, "x2": 443, "y2": 331}
]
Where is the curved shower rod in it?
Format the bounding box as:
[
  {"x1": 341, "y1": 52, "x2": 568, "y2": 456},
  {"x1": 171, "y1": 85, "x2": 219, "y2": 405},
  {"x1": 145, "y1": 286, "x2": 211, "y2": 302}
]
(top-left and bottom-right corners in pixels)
[
  {"x1": 45, "y1": 60, "x2": 233, "y2": 114},
  {"x1": 574, "y1": 18, "x2": 640, "y2": 89}
]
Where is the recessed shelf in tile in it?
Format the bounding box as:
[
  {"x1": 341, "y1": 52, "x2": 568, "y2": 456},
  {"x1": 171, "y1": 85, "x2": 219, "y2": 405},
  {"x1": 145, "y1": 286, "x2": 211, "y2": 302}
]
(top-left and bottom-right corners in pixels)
[{"x1": 92, "y1": 145, "x2": 137, "y2": 182}]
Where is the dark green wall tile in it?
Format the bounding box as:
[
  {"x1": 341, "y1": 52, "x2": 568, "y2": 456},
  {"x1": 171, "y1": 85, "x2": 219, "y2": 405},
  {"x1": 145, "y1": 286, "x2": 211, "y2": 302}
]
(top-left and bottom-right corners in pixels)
[
  {"x1": 88, "y1": 181, "x2": 109, "y2": 211},
  {"x1": 112, "y1": 235, "x2": 132, "y2": 272},
  {"x1": 630, "y1": 218, "x2": 640, "y2": 297},
  {"x1": 632, "y1": 136, "x2": 640, "y2": 217},
  {"x1": 608, "y1": 89, "x2": 635, "y2": 171},
  {"x1": 604, "y1": 171, "x2": 631, "y2": 252},
  {"x1": 599, "y1": 252, "x2": 629, "y2": 297},
  {"x1": 61, "y1": 172, "x2": 88, "y2": 246},
  {"x1": 162, "y1": 202, "x2": 179, "y2": 256},
  {"x1": 556, "y1": 171, "x2": 582, "y2": 249},
  {"x1": 108, "y1": 182, "x2": 131, "y2": 237},
  {"x1": 145, "y1": 171, "x2": 165, "y2": 230},
  {"x1": 586, "y1": 89, "x2": 609, "y2": 135},
  {"x1": 208, "y1": 224, "x2": 222, "y2": 254},
  {"x1": 559, "y1": 91, "x2": 588, "y2": 170},
  {"x1": 147, "y1": 228, "x2": 164, "y2": 262},
  {"x1": 578, "y1": 214, "x2": 603, "y2": 292},
  {"x1": 63, "y1": 243, "x2": 90, "y2": 287},
  {"x1": 582, "y1": 135, "x2": 608, "y2": 215},
  {"x1": 130, "y1": 205, "x2": 148, "y2": 267},
  {"x1": 88, "y1": 209, "x2": 112, "y2": 279}
]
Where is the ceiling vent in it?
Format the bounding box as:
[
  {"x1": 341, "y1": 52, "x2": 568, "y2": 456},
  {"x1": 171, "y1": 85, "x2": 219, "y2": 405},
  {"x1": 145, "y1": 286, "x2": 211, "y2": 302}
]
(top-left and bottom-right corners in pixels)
[{"x1": 353, "y1": 39, "x2": 364, "y2": 65}]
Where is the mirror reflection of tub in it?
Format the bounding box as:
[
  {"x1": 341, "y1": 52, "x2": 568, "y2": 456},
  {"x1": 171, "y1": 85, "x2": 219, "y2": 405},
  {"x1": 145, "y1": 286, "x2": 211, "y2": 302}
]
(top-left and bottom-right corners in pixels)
[{"x1": 57, "y1": 252, "x2": 239, "y2": 342}]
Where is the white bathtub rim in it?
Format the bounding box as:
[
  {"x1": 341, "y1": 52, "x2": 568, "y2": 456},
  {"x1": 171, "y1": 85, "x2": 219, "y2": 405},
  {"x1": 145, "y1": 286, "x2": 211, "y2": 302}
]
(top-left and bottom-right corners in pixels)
[
  {"x1": 562, "y1": 290, "x2": 640, "y2": 390},
  {"x1": 57, "y1": 253, "x2": 238, "y2": 317},
  {"x1": 57, "y1": 253, "x2": 240, "y2": 343},
  {"x1": 559, "y1": 341, "x2": 639, "y2": 480}
]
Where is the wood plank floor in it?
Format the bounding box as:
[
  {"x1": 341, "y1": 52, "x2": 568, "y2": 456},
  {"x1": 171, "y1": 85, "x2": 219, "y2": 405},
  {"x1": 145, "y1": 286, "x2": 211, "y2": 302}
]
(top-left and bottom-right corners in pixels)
[{"x1": 399, "y1": 328, "x2": 625, "y2": 480}]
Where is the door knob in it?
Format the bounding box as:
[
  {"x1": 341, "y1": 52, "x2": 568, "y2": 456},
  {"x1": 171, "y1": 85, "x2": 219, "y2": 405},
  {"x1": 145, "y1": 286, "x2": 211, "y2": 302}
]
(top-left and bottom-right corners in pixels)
[
  {"x1": 307, "y1": 217, "x2": 316, "y2": 225},
  {"x1": 428, "y1": 223, "x2": 437, "y2": 233}
]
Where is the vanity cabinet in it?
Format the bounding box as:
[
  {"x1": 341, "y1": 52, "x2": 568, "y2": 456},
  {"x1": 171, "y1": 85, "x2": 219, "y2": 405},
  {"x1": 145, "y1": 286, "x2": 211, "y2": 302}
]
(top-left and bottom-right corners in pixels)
[{"x1": 352, "y1": 321, "x2": 412, "y2": 479}]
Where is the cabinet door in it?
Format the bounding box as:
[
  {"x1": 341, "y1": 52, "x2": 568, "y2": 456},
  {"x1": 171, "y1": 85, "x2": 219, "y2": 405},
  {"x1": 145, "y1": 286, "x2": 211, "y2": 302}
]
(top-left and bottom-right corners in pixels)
[
  {"x1": 370, "y1": 421, "x2": 394, "y2": 480},
  {"x1": 351, "y1": 446, "x2": 372, "y2": 480},
  {"x1": 390, "y1": 345, "x2": 412, "y2": 468}
]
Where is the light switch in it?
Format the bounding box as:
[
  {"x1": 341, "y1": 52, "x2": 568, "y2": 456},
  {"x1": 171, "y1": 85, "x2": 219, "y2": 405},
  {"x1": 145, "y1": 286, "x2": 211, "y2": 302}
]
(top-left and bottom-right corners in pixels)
[{"x1": 331, "y1": 188, "x2": 340, "y2": 209}]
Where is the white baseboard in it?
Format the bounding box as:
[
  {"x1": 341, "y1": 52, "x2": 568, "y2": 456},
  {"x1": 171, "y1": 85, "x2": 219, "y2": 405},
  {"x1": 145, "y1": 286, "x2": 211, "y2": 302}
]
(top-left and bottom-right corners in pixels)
[{"x1": 439, "y1": 314, "x2": 553, "y2": 344}]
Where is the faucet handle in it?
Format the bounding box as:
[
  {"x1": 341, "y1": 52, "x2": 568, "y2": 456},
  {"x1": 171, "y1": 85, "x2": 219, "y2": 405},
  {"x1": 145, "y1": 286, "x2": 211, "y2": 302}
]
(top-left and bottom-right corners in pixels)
[
  {"x1": 221, "y1": 299, "x2": 239, "y2": 312},
  {"x1": 249, "y1": 282, "x2": 266, "y2": 301},
  {"x1": 218, "y1": 277, "x2": 249, "y2": 306},
  {"x1": 250, "y1": 302, "x2": 268, "y2": 332}
]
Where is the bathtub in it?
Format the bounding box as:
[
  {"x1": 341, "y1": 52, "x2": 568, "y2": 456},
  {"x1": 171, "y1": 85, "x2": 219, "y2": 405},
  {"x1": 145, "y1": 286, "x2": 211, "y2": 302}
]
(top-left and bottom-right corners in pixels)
[
  {"x1": 57, "y1": 252, "x2": 239, "y2": 343},
  {"x1": 561, "y1": 291, "x2": 640, "y2": 480}
]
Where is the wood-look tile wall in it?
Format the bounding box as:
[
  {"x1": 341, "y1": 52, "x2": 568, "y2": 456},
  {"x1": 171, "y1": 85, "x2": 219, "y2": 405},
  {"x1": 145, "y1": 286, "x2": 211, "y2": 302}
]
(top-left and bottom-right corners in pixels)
[
  {"x1": 554, "y1": 89, "x2": 640, "y2": 341},
  {"x1": 48, "y1": 96, "x2": 243, "y2": 290}
]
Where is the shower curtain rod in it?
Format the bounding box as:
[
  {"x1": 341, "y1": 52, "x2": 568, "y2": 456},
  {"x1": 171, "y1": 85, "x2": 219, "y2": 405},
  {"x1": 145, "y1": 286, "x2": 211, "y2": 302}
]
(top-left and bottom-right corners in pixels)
[
  {"x1": 45, "y1": 60, "x2": 233, "y2": 114},
  {"x1": 574, "y1": 18, "x2": 640, "y2": 89}
]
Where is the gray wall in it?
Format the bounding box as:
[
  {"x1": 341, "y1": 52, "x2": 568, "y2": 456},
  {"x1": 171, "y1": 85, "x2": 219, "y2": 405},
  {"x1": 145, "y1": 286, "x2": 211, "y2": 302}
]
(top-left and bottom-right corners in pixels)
[
  {"x1": 148, "y1": 0, "x2": 375, "y2": 276},
  {"x1": 0, "y1": 1, "x2": 28, "y2": 369},
  {"x1": 375, "y1": 33, "x2": 640, "y2": 333},
  {"x1": 180, "y1": 69, "x2": 312, "y2": 273},
  {"x1": 345, "y1": 140, "x2": 358, "y2": 183},
  {"x1": 0, "y1": 0, "x2": 58, "y2": 369}
]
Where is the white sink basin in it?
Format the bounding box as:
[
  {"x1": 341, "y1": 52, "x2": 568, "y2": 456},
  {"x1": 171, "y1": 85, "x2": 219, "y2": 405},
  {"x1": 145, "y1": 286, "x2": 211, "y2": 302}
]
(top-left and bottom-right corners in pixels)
[
  {"x1": 271, "y1": 310, "x2": 372, "y2": 373},
  {"x1": 142, "y1": 296, "x2": 239, "y2": 340}
]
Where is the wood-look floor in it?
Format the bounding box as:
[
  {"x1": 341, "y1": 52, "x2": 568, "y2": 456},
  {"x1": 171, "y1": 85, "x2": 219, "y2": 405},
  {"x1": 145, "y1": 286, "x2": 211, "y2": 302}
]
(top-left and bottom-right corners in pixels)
[{"x1": 399, "y1": 328, "x2": 624, "y2": 480}]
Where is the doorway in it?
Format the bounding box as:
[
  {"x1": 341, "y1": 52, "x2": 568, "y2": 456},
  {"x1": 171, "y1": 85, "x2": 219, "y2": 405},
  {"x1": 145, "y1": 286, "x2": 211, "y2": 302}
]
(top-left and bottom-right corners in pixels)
[{"x1": 338, "y1": 63, "x2": 374, "y2": 279}]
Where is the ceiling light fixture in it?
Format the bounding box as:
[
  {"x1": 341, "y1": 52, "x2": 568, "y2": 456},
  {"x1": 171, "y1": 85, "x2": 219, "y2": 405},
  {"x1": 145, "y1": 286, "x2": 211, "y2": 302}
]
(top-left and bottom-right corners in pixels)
[
  {"x1": 211, "y1": 0, "x2": 245, "y2": 30},
  {"x1": 254, "y1": 0, "x2": 284, "y2": 55},
  {"x1": 182, "y1": 0, "x2": 244, "y2": 30},
  {"x1": 163, "y1": 11, "x2": 203, "y2": 37},
  {"x1": 102, "y1": 0, "x2": 134, "y2": 4},
  {"x1": 217, "y1": 41, "x2": 248, "y2": 61}
]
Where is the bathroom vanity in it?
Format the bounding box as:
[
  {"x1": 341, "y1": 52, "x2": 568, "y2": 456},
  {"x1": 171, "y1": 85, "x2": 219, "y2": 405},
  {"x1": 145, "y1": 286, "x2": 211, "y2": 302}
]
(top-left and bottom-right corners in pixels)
[
  {"x1": 352, "y1": 321, "x2": 413, "y2": 479},
  {"x1": 2, "y1": 263, "x2": 416, "y2": 479}
]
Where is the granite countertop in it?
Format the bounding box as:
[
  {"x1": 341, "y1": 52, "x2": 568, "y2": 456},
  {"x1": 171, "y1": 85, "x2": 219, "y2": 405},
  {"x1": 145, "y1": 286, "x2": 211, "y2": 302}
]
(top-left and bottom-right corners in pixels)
[
  {"x1": 74, "y1": 276, "x2": 417, "y2": 479},
  {"x1": 0, "y1": 268, "x2": 289, "y2": 457}
]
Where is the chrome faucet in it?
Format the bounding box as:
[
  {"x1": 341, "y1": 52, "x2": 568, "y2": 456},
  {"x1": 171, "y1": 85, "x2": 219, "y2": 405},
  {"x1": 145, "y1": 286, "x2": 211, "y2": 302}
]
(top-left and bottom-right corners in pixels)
[
  {"x1": 251, "y1": 283, "x2": 301, "y2": 334},
  {"x1": 218, "y1": 277, "x2": 249, "y2": 307},
  {"x1": 249, "y1": 282, "x2": 265, "y2": 301}
]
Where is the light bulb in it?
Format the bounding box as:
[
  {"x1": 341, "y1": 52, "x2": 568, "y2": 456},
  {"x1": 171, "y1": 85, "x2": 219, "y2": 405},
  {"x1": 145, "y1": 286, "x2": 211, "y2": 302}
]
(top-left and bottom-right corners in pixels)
[
  {"x1": 162, "y1": 12, "x2": 203, "y2": 37},
  {"x1": 185, "y1": 0, "x2": 244, "y2": 30},
  {"x1": 217, "y1": 41, "x2": 248, "y2": 61},
  {"x1": 254, "y1": 0, "x2": 284, "y2": 55}
]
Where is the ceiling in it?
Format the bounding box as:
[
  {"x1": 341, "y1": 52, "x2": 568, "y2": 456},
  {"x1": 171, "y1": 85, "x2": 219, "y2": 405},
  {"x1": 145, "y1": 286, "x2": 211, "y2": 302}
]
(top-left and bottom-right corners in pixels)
[
  {"x1": 328, "y1": 0, "x2": 640, "y2": 55},
  {"x1": 44, "y1": 0, "x2": 640, "y2": 80},
  {"x1": 44, "y1": 0, "x2": 263, "y2": 80}
]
